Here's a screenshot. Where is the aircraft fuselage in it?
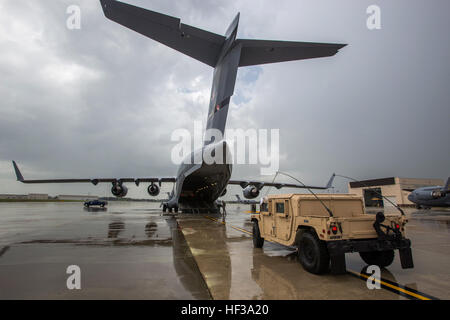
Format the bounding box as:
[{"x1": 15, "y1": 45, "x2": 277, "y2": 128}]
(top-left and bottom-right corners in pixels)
[
  {"x1": 408, "y1": 186, "x2": 450, "y2": 208},
  {"x1": 167, "y1": 140, "x2": 232, "y2": 212}
]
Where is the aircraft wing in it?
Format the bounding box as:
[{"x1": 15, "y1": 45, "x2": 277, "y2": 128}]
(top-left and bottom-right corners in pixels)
[
  {"x1": 100, "y1": 0, "x2": 226, "y2": 67},
  {"x1": 228, "y1": 174, "x2": 335, "y2": 190},
  {"x1": 234, "y1": 195, "x2": 259, "y2": 205},
  {"x1": 237, "y1": 39, "x2": 347, "y2": 67},
  {"x1": 12, "y1": 161, "x2": 176, "y2": 186}
]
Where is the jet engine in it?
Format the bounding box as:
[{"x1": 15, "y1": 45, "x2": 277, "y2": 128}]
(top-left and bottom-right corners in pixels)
[
  {"x1": 147, "y1": 184, "x2": 160, "y2": 197},
  {"x1": 111, "y1": 184, "x2": 128, "y2": 198},
  {"x1": 431, "y1": 190, "x2": 446, "y2": 199},
  {"x1": 416, "y1": 190, "x2": 445, "y2": 200},
  {"x1": 243, "y1": 185, "x2": 259, "y2": 199}
]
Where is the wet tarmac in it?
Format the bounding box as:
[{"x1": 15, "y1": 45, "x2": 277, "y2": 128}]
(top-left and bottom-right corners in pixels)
[
  {"x1": 0, "y1": 202, "x2": 210, "y2": 299},
  {"x1": 0, "y1": 202, "x2": 449, "y2": 299}
]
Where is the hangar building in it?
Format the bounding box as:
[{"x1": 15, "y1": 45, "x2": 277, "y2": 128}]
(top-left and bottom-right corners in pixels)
[{"x1": 348, "y1": 177, "x2": 444, "y2": 207}]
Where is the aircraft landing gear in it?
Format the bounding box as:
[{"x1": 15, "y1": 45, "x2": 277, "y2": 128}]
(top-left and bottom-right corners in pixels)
[{"x1": 162, "y1": 203, "x2": 178, "y2": 214}]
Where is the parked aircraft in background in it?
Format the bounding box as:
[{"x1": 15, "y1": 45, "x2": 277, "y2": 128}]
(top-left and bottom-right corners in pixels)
[{"x1": 407, "y1": 177, "x2": 450, "y2": 208}]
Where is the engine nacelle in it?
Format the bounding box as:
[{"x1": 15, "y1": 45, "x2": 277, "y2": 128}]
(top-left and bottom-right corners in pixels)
[
  {"x1": 147, "y1": 184, "x2": 160, "y2": 197},
  {"x1": 416, "y1": 190, "x2": 444, "y2": 201},
  {"x1": 431, "y1": 190, "x2": 444, "y2": 199},
  {"x1": 243, "y1": 185, "x2": 260, "y2": 199},
  {"x1": 111, "y1": 184, "x2": 128, "y2": 198}
]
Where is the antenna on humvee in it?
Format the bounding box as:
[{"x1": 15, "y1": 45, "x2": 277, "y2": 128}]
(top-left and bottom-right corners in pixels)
[{"x1": 276, "y1": 171, "x2": 334, "y2": 218}]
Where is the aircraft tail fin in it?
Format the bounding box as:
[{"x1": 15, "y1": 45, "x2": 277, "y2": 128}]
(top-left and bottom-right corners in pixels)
[
  {"x1": 100, "y1": 1, "x2": 347, "y2": 144},
  {"x1": 444, "y1": 177, "x2": 450, "y2": 191},
  {"x1": 12, "y1": 161, "x2": 24, "y2": 182},
  {"x1": 325, "y1": 173, "x2": 336, "y2": 189}
]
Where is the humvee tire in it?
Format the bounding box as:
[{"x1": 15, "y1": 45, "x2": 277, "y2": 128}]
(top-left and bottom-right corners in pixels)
[
  {"x1": 298, "y1": 231, "x2": 330, "y2": 274},
  {"x1": 252, "y1": 221, "x2": 264, "y2": 248},
  {"x1": 359, "y1": 250, "x2": 395, "y2": 268}
]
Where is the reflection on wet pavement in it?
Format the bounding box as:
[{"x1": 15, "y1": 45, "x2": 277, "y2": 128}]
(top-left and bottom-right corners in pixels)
[
  {"x1": 83, "y1": 207, "x2": 107, "y2": 214},
  {"x1": 0, "y1": 202, "x2": 210, "y2": 299},
  {"x1": 179, "y1": 206, "x2": 450, "y2": 300},
  {"x1": 145, "y1": 221, "x2": 158, "y2": 238},
  {"x1": 0, "y1": 203, "x2": 449, "y2": 299},
  {"x1": 108, "y1": 220, "x2": 125, "y2": 238},
  {"x1": 178, "y1": 214, "x2": 404, "y2": 300}
]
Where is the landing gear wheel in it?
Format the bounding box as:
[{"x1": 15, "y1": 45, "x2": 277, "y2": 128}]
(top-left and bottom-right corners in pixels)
[
  {"x1": 359, "y1": 250, "x2": 395, "y2": 268},
  {"x1": 298, "y1": 231, "x2": 330, "y2": 274},
  {"x1": 174, "y1": 207, "x2": 179, "y2": 213},
  {"x1": 415, "y1": 204, "x2": 421, "y2": 209},
  {"x1": 162, "y1": 204, "x2": 167, "y2": 213},
  {"x1": 168, "y1": 207, "x2": 173, "y2": 213},
  {"x1": 252, "y1": 221, "x2": 264, "y2": 248}
]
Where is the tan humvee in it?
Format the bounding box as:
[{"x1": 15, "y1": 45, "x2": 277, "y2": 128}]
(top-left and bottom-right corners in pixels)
[{"x1": 251, "y1": 194, "x2": 414, "y2": 274}]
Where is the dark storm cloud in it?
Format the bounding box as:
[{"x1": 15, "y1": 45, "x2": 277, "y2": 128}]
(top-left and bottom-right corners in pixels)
[{"x1": 0, "y1": 0, "x2": 449, "y2": 197}]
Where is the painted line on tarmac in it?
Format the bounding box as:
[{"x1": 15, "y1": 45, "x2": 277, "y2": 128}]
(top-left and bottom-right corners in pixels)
[
  {"x1": 204, "y1": 215, "x2": 439, "y2": 301},
  {"x1": 346, "y1": 270, "x2": 438, "y2": 300}
]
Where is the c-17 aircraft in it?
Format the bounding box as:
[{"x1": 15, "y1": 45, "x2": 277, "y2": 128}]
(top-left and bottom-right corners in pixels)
[
  {"x1": 12, "y1": 0, "x2": 345, "y2": 213},
  {"x1": 407, "y1": 177, "x2": 450, "y2": 209}
]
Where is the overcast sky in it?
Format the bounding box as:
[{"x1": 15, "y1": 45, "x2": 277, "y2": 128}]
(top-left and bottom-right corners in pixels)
[{"x1": 0, "y1": 0, "x2": 449, "y2": 198}]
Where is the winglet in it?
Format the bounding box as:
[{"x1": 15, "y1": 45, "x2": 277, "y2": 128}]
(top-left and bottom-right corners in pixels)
[
  {"x1": 12, "y1": 161, "x2": 24, "y2": 182},
  {"x1": 325, "y1": 173, "x2": 336, "y2": 189}
]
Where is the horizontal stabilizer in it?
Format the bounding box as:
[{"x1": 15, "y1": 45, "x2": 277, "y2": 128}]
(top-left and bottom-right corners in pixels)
[
  {"x1": 237, "y1": 39, "x2": 346, "y2": 67},
  {"x1": 100, "y1": 0, "x2": 225, "y2": 67}
]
